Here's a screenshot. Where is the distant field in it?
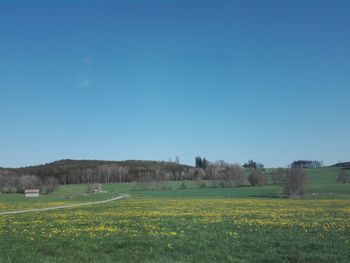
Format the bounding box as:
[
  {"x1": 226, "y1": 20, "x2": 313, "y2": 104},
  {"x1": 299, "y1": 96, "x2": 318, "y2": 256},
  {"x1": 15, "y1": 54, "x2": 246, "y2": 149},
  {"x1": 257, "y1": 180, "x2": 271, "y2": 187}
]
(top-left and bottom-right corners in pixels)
[{"x1": 1, "y1": 168, "x2": 350, "y2": 262}]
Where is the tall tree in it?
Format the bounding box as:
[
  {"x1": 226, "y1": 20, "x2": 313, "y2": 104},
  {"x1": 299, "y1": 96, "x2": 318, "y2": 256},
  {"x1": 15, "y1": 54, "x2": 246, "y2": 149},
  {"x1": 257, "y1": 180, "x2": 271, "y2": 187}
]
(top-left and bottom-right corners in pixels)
[
  {"x1": 195, "y1": 156, "x2": 203, "y2": 168},
  {"x1": 202, "y1": 158, "x2": 208, "y2": 169}
]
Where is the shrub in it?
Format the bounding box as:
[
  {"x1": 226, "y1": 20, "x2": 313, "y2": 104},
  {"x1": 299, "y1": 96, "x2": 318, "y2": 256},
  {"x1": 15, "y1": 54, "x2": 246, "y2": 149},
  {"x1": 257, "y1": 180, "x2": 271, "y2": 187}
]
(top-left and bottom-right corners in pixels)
[
  {"x1": 248, "y1": 170, "x2": 267, "y2": 186},
  {"x1": 159, "y1": 183, "x2": 172, "y2": 190},
  {"x1": 0, "y1": 186, "x2": 17, "y2": 193},
  {"x1": 180, "y1": 182, "x2": 187, "y2": 189},
  {"x1": 87, "y1": 184, "x2": 99, "y2": 194},
  {"x1": 199, "y1": 181, "x2": 207, "y2": 188}
]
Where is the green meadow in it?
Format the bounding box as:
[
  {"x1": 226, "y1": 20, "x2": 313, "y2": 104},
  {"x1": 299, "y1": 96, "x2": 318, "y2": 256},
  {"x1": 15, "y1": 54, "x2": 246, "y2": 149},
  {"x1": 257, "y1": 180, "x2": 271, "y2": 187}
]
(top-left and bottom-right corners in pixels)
[{"x1": 1, "y1": 168, "x2": 350, "y2": 262}]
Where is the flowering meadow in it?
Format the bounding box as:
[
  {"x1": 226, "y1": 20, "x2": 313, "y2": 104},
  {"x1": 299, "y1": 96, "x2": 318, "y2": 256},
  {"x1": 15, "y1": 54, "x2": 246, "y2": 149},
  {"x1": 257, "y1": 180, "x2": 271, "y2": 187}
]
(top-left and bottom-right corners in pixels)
[{"x1": 1, "y1": 197, "x2": 350, "y2": 262}]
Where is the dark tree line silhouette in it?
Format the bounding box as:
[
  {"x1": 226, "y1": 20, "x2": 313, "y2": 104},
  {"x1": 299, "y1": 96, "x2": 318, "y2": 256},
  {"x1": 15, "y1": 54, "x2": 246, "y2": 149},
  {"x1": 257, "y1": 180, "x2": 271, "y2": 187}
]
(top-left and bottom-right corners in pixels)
[
  {"x1": 291, "y1": 160, "x2": 323, "y2": 168},
  {"x1": 195, "y1": 157, "x2": 208, "y2": 169},
  {"x1": 242, "y1": 160, "x2": 264, "y2": 169}
]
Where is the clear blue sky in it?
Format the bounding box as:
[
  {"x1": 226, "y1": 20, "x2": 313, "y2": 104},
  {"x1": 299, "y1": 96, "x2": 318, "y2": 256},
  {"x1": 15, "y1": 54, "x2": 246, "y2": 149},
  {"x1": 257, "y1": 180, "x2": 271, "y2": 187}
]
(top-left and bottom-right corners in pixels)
[{"x1": 1, "y1": 0, "x2": 349, "y2": 168}]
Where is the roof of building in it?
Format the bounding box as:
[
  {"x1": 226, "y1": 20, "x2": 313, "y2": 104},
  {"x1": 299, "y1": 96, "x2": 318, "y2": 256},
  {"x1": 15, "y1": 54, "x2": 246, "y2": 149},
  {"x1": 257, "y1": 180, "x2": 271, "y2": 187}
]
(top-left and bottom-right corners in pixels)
[{"x1": 24, "y1": 189, "x2": 40, "y2": 193}]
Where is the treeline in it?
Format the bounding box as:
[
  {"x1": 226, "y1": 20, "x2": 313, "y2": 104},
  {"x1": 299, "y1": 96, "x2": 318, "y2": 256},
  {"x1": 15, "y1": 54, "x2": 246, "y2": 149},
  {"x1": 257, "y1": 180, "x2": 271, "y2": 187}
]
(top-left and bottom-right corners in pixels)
[
  {"x1": 194, "y1": 165, "x2": 244, "y2": 187},
  {"x1": 191, "y1": 158, "x2": 308, "y2": 198},
  {"x1": 332, "y1": 162, "x2": 350, "y2": 169},
  {"x1": 291, "y1": 160, "x2": 323, "y2": 168},
  {"x1": 0, "y1": 159, "x2": 193, "y2": 185},
  {"x1": 1, "y1": 159, "x2": 245, "y2": 187},
  {"x1": 0, "y1": 158, "x2": 312, "y2": 198},
  {"x1": 242, "y1": 160, "x2": 264, "y2": 169},
  {"x1": 0, "y1": 159, "x2": 248, "y2": 187}
]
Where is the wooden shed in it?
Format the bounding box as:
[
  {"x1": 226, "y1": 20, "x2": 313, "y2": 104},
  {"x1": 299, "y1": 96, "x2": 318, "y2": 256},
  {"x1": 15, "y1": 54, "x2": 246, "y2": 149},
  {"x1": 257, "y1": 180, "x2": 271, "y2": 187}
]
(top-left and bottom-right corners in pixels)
[{"x1": 24, "y1": 189, "x2": 40, "y2": 197}]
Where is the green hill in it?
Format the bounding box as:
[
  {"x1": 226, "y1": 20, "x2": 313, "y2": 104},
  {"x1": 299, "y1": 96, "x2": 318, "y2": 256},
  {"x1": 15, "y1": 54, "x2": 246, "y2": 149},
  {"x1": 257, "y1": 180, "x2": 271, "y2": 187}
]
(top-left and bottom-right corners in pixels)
[{"x1": 1, "y1": 159, "x2": 194, "y2": 184}]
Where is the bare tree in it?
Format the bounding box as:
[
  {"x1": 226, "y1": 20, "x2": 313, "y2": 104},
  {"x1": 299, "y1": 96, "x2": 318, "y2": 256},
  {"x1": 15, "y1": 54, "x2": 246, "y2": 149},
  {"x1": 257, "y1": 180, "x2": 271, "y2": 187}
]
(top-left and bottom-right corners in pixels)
[
  {"x1": 193, "y1": 168, "x2": 206, "y2": 188},
  {"x1": 211, "y1": 166, "x2": 225, "y2": 187},
  {"x1": 135, "y1": 168, "x2": 152, "y2": 190},
  {"x1": 336, "y1": 170, "x2": 349, "y2": 184},
  {"x1": 0, "y1": 174, "x2": 18, "y2": 193},
  {"x1": 209, "y1": 165, "x2": 243, "y2": 188},
  {"x1": 231, "y1": 165, "x2": 244, "y2": 187},
  {"x1": 248, "y1": 170, "x2": 267, "y2": 187},
  {"x1": 282, "y1": 168, "x2": 307, "y2": 198},
  {"x1": 272, "y1": 168, "x2": 287, "y2": 185},
  {"x1": 16, "y1": 175, "x2": 42, "y2": 193},
  {"x1": 43, "y1": 177, "x2": 59, "y2": 194}
]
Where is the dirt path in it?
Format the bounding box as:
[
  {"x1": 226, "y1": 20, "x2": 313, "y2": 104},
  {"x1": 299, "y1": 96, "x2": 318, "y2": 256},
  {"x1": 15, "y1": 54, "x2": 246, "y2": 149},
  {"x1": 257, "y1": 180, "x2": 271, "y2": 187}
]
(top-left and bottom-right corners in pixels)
[{"x1": 0, "y1": 194, "x2": 130, "y2": 215}]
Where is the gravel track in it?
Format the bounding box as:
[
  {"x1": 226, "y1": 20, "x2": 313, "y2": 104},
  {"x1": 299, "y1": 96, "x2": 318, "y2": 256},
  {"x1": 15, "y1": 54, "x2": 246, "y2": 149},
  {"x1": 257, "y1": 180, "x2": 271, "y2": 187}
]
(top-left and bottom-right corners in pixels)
[{"x1": 0, "y1": 194, "x2": 130, "y2": 215}]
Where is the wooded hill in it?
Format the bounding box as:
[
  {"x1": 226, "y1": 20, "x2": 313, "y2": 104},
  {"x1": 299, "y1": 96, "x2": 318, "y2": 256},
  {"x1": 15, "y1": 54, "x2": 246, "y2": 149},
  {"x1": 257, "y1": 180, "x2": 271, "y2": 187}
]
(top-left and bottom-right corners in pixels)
[
  {"x1": 0, "y1": 159, "x2": 194, "y2": 185},
  {"x1": 331, "y1": 162, "x2": 350, "y2": 169}
]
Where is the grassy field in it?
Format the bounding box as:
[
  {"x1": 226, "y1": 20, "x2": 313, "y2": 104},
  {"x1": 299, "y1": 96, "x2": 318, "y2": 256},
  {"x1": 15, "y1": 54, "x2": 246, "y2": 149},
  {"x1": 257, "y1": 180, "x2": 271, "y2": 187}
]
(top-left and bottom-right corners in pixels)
[{"x1": 1, "y1": 168, "x2": 350, "y2": 262}]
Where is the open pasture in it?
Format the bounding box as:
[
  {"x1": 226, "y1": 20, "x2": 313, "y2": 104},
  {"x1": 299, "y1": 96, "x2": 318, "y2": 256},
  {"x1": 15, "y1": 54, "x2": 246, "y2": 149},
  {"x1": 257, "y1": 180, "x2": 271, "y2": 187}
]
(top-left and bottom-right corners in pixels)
[
  {"x1": 1, "y1": 198, "x2": 350, "y2": 262},
  {"x1": 1, "y1": 168, "x2": 350, "y2": 262}
]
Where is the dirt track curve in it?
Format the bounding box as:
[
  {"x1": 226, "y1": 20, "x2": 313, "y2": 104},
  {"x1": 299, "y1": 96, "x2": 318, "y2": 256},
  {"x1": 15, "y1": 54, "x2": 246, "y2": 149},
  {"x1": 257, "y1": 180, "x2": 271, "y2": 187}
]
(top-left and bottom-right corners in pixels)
[{"x1": 0, "y1": 194, "x2": 130, "y2": 215}]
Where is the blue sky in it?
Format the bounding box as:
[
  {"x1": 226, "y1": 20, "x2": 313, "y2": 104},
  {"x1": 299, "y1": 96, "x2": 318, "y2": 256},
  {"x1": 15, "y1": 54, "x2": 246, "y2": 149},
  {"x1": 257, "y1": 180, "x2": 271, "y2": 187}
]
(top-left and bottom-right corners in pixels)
[{"x1": 0, "y1": 0, "x2": 349, "y2": 168}]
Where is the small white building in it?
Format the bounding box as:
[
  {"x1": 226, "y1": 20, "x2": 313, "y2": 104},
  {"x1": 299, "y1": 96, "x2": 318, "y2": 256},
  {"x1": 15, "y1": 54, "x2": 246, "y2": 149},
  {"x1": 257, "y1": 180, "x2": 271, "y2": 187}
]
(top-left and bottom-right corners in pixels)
[{"x1": 24, "y1": 189, "x2": 40, "y2": 198}]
